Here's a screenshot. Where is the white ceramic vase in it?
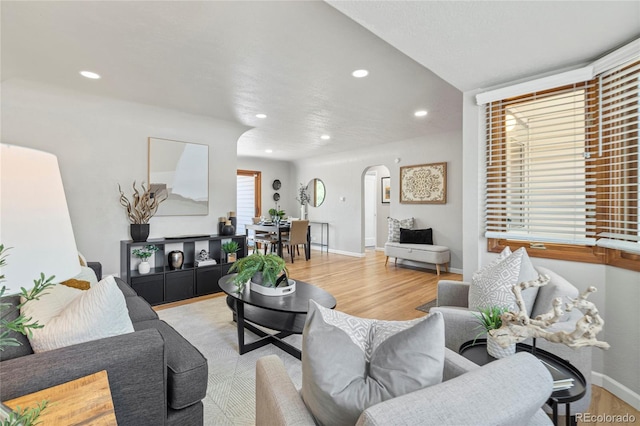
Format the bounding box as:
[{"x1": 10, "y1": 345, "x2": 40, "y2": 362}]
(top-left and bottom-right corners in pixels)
[
  {"x1": 300, "y1": 204, "x2": 306, "y2": 219},
  {"x1": 487, "y1": 336, "x2": 516, "y2": 359},
  {"x1": 138, "y1": 260, "x2": 151, "y2": 274}
]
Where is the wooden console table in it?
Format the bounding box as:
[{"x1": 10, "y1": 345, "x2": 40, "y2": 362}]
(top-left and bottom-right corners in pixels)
[{"x1": 3, "y1": 370, "x2": 117, "y2": 425}]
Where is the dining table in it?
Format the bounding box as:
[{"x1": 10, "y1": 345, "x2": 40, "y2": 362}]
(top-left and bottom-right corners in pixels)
[{"x1": 245, "y1": 222, "x2": 311, "y2": 260}]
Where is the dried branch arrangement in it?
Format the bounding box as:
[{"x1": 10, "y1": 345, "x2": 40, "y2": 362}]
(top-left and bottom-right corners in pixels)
[
  {"x1": 118, "y1": 181, "x2": 167, "y2": 224},
  {"x1": 490, "y1": 275, "x2": 610, "y2": 350}
]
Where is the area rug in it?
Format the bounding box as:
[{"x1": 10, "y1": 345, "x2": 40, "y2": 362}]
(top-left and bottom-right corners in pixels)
[
  {"x1": 158, "y1": 296, "x2": 302, "y2": 426},
  {"x1": 415, "y1": 299, "x2": 437, "y2": 313}
]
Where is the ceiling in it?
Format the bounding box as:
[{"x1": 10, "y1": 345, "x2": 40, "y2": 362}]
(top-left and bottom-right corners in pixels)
[{"x1": 2, "y1": 1, "x2": 639, "y2": 161}]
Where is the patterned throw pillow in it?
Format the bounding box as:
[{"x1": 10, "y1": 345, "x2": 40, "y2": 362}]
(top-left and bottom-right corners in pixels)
[
  {"x1": 302, "y1": 301, "x2": 444, "y2": 426},
  {"x1": 387, "y1": 217, "x2": 414, "y2": 242},
  {"x1": 468, "y1": 247, "x2": 539, "y2": 314}
]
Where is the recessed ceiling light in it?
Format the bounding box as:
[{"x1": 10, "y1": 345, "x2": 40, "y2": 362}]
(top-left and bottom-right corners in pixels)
[
  {"x1": 256, "y1": 113, "x2": 267, "y2": 119},
  {"x1": 265, "y1": 149, "x2": 273, "y2": 153},
  {"x1": 414, "y1": 110, "x2": 428, "y2": 117},
  {"x1": 352, "y1": 69, "x2": 369, "y2": 78},
  {"x1": 80, "y1": 70, "x2": 101, "y2": 79},
  {"x1": 320, "y1": 135, "x2": 331, "y2": 140}
]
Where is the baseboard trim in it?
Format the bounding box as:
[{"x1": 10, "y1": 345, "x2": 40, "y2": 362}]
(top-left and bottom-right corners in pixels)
[
  {"x1": 592, "y1": 371, "x2": 640, "y2": 411},
  {"x1": 328, "y1": 248, "x2": 365, "y2": 257}
]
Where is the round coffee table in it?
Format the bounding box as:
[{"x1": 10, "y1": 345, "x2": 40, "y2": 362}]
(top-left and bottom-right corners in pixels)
[
  {"x1": 218, "y1": 274, "x2": 336, "y2": 359},
  {"x1": 460, "y1": 339, "x2": 586, "y2": 426}
]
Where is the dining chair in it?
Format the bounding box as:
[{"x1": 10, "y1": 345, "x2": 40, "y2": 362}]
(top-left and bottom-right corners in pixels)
[
  {"x1": 281, "y1": 220, "x2": 309, "y2": 263},
  {"x1": 251, "y1": 217, "x2": 278, "y2": 254}
]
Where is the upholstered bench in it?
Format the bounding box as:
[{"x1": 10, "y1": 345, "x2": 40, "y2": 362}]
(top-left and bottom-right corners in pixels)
[{"x1": 384, "y1": 242, "x2": 450, "y2": 275}]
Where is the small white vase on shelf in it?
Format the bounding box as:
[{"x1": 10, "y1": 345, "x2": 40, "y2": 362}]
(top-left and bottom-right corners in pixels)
[
  {"x1": 487, "y1": 336, "x2": 516, "y2": 359},
  {"x1": 300, "y1": 204, "x2": 306, "y2": 219},
  {"x1": 138, "y1": 260, "x2": 151, "y2": 274}
]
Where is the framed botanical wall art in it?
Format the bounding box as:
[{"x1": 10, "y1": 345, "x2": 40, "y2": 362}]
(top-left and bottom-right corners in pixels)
[
  {"x1": 400, "y1": 162, "x2": 447, "y2": 204},
  {"x1": 381, "y1": 177, "x2": 391, "y2": 203},
  {"x1": 148, "y1": 137, "x2": 209, "y2": 216}
]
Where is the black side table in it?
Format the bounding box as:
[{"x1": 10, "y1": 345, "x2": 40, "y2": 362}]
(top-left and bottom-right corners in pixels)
[{"x1": 460, "y1": 339, "x2": 586, "y2": 426}]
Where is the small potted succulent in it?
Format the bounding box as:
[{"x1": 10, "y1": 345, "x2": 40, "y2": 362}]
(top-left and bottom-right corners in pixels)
[
  {"x1": 228, "y1": 252, "x2": 291, "y2": 295},
  {"x1": 132, "y1": 244, "x2": 159, "y2": 274},
  {"x1": 473, "y1": 306, "x2": 514, "y2": 359},
  {"x1": 221, "y1": 241, "x2": 240, "y2": 263}
]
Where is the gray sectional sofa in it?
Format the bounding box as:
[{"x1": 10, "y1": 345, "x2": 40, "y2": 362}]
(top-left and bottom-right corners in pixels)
[{"x1": 0, "y1": 263, "x2": 208, "y2": 425}]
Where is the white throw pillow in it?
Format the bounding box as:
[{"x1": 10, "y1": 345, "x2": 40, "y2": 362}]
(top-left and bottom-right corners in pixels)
[
  {"x1": 387, "y1": 217, "x2": 414, "y2": 242},
  {"x1": 20, "y1": 283, "x2": 83, "y2": 323},
  {"x1": 21, "y1": 276, "x2": 134, "y2": 353},
  {"x1": 468, "y1": 247, "x2": 539, "y2": 314}
]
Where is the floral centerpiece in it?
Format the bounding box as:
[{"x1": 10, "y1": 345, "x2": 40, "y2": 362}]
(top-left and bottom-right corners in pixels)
[{"x1": 268, "y1": 207, "x2": 286, "y2": 223}]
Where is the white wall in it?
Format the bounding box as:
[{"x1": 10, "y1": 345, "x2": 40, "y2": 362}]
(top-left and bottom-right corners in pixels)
[
  {"x1": 293, "y1": 130, "x2": 463, "y2": 270},
  {"x1": 2, "y1": 79, "x2": 248, "y2": 277},
  {"x1": 236, "y1": 156, "x2": 297, "y2": 220},
  {"x1": 462, "y1": 88, "x2": 640, "y2": 407}
]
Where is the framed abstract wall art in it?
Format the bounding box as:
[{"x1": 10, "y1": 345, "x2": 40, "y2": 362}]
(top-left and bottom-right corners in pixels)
[
  {"x1": 400, "y1": 162, "x2": 447, "y2": 204},
  {"x1": 148, "y1": 137, "x2": 209, "y2": 215}
]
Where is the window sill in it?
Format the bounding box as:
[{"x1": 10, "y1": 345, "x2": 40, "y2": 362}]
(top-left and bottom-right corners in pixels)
[{"x1": 487, "y1": 238, "x2": 640, "y2": 272}]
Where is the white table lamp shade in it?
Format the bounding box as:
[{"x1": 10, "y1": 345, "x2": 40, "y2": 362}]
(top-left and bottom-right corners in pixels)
[{"x1": 1, "y1": 144, "x2": 80, "y2": 294}]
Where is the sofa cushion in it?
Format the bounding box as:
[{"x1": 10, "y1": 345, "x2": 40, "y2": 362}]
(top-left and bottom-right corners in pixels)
[
  {"x1": 387, "y1": 217, "x2": 414, "y2": 242},
  {"x1": 399, "y1": 228, "x2": 433, "y2": 245},
  {"x1": 134, "y1": 319, "x2": 208, "y2": 409},
  {"x1": 302, "y1": 301, "x2": 444, "y2": 426},
  {"x1": 21, "y1": 276, "x2": 135, "y2": 353},
  {"x1": 468, "y1": 248, "x2": 539, "y2": 314},
  {"x1": 0, "y1": 295, "x2": 33, "y2": 361}
]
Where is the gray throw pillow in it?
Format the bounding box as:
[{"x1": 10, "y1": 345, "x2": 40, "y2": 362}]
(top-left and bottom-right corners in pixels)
[{"x1": 301, "y1": 301, "x2": 444, "y2": 426}]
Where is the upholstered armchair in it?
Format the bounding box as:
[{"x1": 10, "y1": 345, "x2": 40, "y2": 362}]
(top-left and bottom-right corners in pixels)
[
  {"x1": 430, "y1": 266, "x2": 592, "y2": 415},
  {"x1": 256, "y1": 350, "x2": 554, "y2": 425}
]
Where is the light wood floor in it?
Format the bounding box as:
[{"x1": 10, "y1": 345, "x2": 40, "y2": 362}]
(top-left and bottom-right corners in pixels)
[{"x1": 157, "y1": 249, "x2": 639, "y2": 423}]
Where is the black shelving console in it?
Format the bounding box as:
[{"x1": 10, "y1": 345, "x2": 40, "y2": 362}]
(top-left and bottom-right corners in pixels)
[{"x1": 120, "y1": 234, "x2": 247, "y2": 305}]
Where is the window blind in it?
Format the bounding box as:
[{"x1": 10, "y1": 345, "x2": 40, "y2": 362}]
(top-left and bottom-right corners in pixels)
[
  {"x1": 595, "y1": 59, "x2": 640, "y2": 254},
  {"x1": 484, "y1": 81, "x2": 599, "y2": 245},
  {"x1": 236, "y1": 174, "x2": 256, "y2": 235}
]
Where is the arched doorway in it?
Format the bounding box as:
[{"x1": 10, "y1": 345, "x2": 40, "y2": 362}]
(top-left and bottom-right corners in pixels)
[{"x1": 362, "y1": 164, "x2": 390, "y2": 252}]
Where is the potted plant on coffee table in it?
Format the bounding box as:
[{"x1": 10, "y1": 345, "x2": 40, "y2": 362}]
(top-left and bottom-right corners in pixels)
[
  {"x1": 473, "y1": 306, "x2": 515, "y2": 359},
  {"x1": 132, "y1": 244, "x2": 159, "y2": 274},
  {"x1": 221, "y1": 241, "x2": 240, "y2": 263},
  {"x1": 228, "y1": 252, "x2": 293, "y2": 295}
]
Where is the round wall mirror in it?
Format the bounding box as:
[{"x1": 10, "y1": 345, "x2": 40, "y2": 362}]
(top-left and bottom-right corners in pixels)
[{"x1": 307, "y1": 178, "x2": 326, "y2": 207}]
